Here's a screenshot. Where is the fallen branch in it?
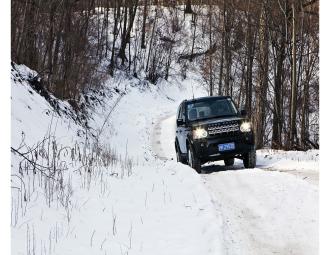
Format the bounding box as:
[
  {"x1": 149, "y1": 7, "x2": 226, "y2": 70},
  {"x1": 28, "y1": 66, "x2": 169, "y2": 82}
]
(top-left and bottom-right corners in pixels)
[{"x1": 11, "y1": 147, "x2": 56, "y2": 180}]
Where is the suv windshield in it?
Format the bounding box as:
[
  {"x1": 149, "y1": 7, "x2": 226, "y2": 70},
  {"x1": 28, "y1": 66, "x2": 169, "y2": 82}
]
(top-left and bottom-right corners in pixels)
[{"x1": 186, "y1": 97, "x2": 238, "y2": 121}]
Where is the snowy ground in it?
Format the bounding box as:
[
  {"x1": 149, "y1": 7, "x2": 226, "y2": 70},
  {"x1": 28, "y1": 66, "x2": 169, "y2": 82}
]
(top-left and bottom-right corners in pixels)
[
  {"x1": 11, "y1": 64, "x2": 225, "y2": 255},
  {"x1": 154, "y1": 114, "x2": 319, "y2": 255},
  {"x1": 11, "y1": 63, "x2": 318, "y2": 255}
]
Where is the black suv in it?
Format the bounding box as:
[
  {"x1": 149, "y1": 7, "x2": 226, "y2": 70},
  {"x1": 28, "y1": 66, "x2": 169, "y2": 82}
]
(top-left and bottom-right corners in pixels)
[{"x1": 175, "y1": 96, "x2": 256, "y2": 173}]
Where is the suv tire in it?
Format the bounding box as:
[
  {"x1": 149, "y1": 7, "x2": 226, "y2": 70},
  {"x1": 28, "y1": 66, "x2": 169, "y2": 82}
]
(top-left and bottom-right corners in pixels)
[
  {"x1": 187, "y1": 143, "x2": 201, "y2": 173},
  {"x1": 224, "y1": 158, "x2": 235, "y2": 166},
  {"x1": 243, "y1": 149, "x2": 256, "y2": 169}
]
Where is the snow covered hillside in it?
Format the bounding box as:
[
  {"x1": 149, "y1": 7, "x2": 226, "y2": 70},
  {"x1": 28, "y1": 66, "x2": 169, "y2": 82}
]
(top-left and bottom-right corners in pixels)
[{"x1": 11, "y1": 63, "x2": 226, "y2": 255}]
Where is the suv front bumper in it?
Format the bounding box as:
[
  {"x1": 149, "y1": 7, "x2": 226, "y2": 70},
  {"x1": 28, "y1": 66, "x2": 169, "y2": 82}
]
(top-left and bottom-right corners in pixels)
[{"x1": 192, "y1": 132, "x2": 255, "y2": 163}]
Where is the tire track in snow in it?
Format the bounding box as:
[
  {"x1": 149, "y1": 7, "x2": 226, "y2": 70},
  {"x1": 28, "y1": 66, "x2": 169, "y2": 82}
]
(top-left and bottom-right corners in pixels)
[
  {"x1": 259, "y1": 167, "x2": 318, "y2": 186},
  {"x1": 151, "y1": 114, "x2": 176, "y2": 161}
]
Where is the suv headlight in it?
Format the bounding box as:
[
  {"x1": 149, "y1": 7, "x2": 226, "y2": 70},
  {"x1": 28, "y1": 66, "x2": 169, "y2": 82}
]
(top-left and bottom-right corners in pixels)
[
  {"x1": 193, "y1": 127, "x2": 208, "y2": 139},
  {"x1": 240, "y1": 122, "x2": 252, "y2": 132}
]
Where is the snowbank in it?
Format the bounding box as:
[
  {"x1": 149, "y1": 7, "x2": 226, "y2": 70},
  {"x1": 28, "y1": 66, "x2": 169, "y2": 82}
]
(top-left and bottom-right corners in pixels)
[{"x1": 11, "y1": 64, "x2": 225, "y2": 255}]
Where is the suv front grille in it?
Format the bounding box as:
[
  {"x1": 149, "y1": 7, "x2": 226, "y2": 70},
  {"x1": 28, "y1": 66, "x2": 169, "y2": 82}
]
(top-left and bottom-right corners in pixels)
[{"x1": 207, "y1": 121, "x2": 240, "y2": 136}]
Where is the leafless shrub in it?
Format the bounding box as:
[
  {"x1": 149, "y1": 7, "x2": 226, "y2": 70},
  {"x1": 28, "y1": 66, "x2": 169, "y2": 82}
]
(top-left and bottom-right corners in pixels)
[{"x1": 11, "y1": 111, "x2": 136, "y2": 231}]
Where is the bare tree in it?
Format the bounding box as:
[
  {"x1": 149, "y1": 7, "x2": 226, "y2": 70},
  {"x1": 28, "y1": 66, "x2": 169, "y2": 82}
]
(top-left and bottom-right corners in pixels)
[{"x1": 254, "y1": 1, "x2": 269, "y2": 149}]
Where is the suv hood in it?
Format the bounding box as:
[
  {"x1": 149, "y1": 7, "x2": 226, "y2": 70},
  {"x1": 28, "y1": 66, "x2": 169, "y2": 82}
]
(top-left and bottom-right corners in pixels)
[{"x1": 191, "y1": 116, "x2": 244, "y2": 127}]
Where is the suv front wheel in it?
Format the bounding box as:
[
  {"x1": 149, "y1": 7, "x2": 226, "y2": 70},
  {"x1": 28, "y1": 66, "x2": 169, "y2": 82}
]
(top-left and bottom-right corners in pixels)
[
  {"x1": 224, "y1": 158, "x2": 235, "y2": 166},
  {"x1": 243, "y1": 149, "x2": 256, "y2": 168},
  {"x1": 187, "y1": 143, "x2": 201, "y2": 173}
]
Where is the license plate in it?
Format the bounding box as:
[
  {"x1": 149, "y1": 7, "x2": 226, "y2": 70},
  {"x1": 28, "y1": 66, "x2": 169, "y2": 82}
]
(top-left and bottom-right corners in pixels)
[{"x1": 218, "y1": 142, "x2": 235, "y2": 152}]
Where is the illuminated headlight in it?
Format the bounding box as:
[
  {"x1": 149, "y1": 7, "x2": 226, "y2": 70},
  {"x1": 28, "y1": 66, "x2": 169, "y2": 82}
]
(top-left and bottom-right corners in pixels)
[
  {"x1": 240, "y1": 122, "x2": 252, "y2": 132},
  {"x1": 193, "y1": 127, "x2": 208, "y2": 139}
]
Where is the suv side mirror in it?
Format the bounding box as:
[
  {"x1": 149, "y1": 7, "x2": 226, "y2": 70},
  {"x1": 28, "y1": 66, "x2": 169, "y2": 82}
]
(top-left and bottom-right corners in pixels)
[
  {"x1": 177, "y1": 118, "x2": 185, "y2": 126},
  {"x1": 240, "y1": 109, "x2": 247, "y2": 116}
]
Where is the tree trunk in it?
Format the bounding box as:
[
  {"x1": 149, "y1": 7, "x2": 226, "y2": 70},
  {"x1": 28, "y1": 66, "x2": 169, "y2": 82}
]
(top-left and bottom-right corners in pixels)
[
  {"x1": 245, "y1": 14, "x2": 253, "y2": 116},
  {"x1": 184, "y1": 0, "x2": 193, "y2": 14},
  {"x1": 254, "y1": 5, "x2": 268, "y2": 149},
  {"x1": 109, "y1": 0, "x2": 121, "y2": 76},
  {"x1": 271, "y1": 29, "x2": 286, "y2": 149},
  {"x1": 141, "y1": 0, "x2": 148, "y2": 49},
  {"x1": 190, "y1": 14, "x2": 197, "y2": 62},
  {"x1": 209, "y1": 4, "x2": 213, "y2": 96},
  {"x1": 119, "y1": 1, "x2": 138, "y2": 65},
  {"x1": 146, "y1": 8, "x2": 158, "y2": 73},
  {"x1": 289, "y1": 2, "x2": 297, "y2": 149}
]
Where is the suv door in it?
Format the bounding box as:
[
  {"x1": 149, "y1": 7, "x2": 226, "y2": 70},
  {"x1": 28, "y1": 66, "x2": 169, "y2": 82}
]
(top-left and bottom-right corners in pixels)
[
  {"x1": 176, "y1": 104, "x2": 183, "y2": 152},
  {"x1": 176, "y1": 103, "x2": 188, "y2": 154}
]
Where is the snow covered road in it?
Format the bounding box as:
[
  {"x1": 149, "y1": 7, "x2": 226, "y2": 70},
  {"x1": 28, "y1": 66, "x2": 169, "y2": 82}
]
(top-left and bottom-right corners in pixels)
[{"x1": 154, "y1": 114, "x2": 319, "y2": 255}]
